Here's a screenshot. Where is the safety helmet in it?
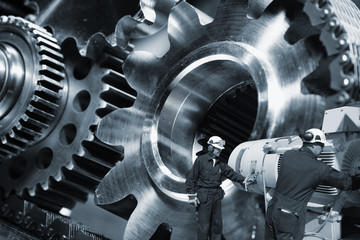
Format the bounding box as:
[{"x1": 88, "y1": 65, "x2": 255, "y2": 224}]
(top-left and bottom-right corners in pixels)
[
  {"x1": 300, "y1": 128, "x2": 327, "y2": 145},
  {"x1": 207, "y1": 136, "x2": 225, "y2": 149}
]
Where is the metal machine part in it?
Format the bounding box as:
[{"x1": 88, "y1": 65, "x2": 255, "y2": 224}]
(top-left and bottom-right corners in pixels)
[
  {"x1": 93, "y1": 0, "x2": 360, "y2": 239},
  {"x1": 0, "y1": 3, "x2": 138, "y2": 214},
  {"x1": 0, "y1": 0, "x2": 360, "y2": 239},
  {"x1": 0, "y1": 194, "x2": 110, "y2": 240},
  {"x1": 0, "y1": 15, "x2": 65, "y2": 161},
  {"x1": 0, "y1": 31, "x2": 133, "y2": 213},
  {"x1": 228, "y1": 102, "x2": 360, "y2": 239}
]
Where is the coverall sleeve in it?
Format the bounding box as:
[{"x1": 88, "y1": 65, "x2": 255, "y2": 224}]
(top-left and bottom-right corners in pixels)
[
  {"x1": 221, "y1": 163, "x2": 245, "y2": 183},
  {"x1": 332, "y1": 190, "x2": 351, "y2": 212},
  {"x1": 185, "y1": 158, "x2": 200, "y2": 194},
  {"x1": 321, "y1": 165, "x2": 352, "y2": 190}
]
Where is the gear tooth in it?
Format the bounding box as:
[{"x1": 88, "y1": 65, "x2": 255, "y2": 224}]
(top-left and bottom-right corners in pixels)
[
  {"x1": 26, "y1": 187, "x2": 36, "y2": 197},
  {"x1": 320, "y1": 17, "x2": 348, "y2": 56},
  {"x1": 95, "y1": 162, "x2": 131, "y2": 206},
  {"x1": 140, "y1": 0, "x2": 178, "y2": 23},
  {"x1": 304, "y1": 0, "x2": 333, "y2": 26},
  {"x1": 167, "y1": 1, "x2": 205, "y2": 49},
  {"x1": 122, "y1": 191, "x2": 195, "y2": 239},
  {"x1": 40, "y1": 181, "x2": 49, "y2": 191},
  {"x1": 329, "y1": 52, "x2": 355, "y2": 91},
  {"x1": 97, "y1": 109, "x2": 136, "y2": 146},
  {"x1": 123, "y1": 204, "x2": 163, "y2": 240},
  {"x1": 123, "y1": 50, "x2": 164, "y2": 93},
  {"x1": 53, "y1": 171, "x2": 62, "y2": 182},
  {"x1": 247, "y1": 0, "x2": 274, "y2": 19},
  {"x1": 115, "y1": 15, "x2": 142, "y2": 49}
]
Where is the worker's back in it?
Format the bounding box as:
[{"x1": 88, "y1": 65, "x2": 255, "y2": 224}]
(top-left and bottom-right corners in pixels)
[{"x1": 275, "y1": 147, "x2": 326, "y2": 204}]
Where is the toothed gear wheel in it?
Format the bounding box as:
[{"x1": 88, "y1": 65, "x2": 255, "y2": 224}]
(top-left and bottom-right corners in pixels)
[
  {"x1": 340, "y1": 139, "x2": 360, "y2": 207},
  {"x1": 0, "y1": 15, "x2": 65, "y2": 160},
  {"x1": 304, "y1": 0, "x2": 360, "y2": 102},
  {"x1": 0, "y1": 32, "x2": 136, "y2": 212},
  {"x1": 93, "y1": 0, "x2": 360, "y2": 239}
]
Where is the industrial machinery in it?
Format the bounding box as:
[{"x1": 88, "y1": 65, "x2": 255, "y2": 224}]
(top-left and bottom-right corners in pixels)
[
  {"x1": 0, "y1": 0, "x2": 360, "y2": 239},
  {"x1": 228, "y1": 102, "x2": 360, "y2": 239}
]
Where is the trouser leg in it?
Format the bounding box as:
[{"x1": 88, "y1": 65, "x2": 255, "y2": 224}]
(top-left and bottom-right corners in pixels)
[
  {"x1": 197, "y1": 200, "x2": 212, "y2": 240},
  {"x1": 265, "y1": 205, "x2": 276, "y2": 240},
  {"x1": 267, "y1": 204, "x2": 302, "y2": 240},
  {"x1": 210, "y1": 195, "x2": 222, "y2": 240}
]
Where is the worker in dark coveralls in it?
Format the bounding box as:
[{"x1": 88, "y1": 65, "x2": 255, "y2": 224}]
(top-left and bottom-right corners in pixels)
[
  {"x1": 265, "y1": 128, "x2": 360, "y2": 240},
  {"x1": 185, "y1": 136, "x2": 245, "y2": 240}
]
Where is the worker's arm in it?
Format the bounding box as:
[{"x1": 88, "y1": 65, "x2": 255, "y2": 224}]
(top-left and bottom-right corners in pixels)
[
  {"x1": 332, "y1": 190, "x2": 351, "y2": 212},
  {"x1": 221, "y1": 162, "x2": 245, "y2": 183},
  {"x1": 185, "y1": 158, "x2": 200, "y2": 194},
  {"x1": 351, "y1": 175, "x2": 360, "y2": 190},
  {"x1": 321, "y1": 165, "x2": 353, "y2": 190}
]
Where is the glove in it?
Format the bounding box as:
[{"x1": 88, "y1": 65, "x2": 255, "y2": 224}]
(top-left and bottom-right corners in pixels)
[
  {"x1": 247, "y1": 176, "x2": 257, "y2": 185},
  {"x1": 188, "y1": 194, "x2": 200, "y2": 207},
  {"x1": 351, "y1": 176, "x2": 360, "y2": 190},
  {"x1": 241, "y1": 175, "x2": 257, "y2": 186},
  {"x1": 193, "y1": 197, "x2": 200, "y2": 207}
]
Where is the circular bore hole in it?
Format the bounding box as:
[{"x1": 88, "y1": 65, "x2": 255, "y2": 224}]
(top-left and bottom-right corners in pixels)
[
  {"x1": 73, "y1": 90, "x2": 91, "y2": 112},
  {"x1": 59, "y1": 124, "x2": 77, "y2": 145},
  {"x1": 9, "y1": 156, "x2": 27, "y2": 179},
  {"x1": 73, "y1": 57, "x2": 92, "y2": 80},
  {"x1": 157, "y1": 60, "x2": 258, "y2": 178},
  {"x1": 35, "y1": 147, "x2": 53, "y2": 169},
  {"x1": 198, "y1": 81, "x2": 258, "y2": 161}
]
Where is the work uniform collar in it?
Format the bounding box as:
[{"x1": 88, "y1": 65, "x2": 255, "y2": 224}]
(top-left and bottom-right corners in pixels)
[
  {"x1": 299, "y1": 146, "x2": 317, "y2": 158},
  {"x1": 207, "y1": 153, "x2": 219, "y2": 167},
  {"x1": 206, "y1": 152, "x2": 218, "y2": 160}
]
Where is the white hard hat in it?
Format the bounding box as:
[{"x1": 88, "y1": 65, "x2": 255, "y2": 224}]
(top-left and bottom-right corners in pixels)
[
  {"x1": 207, "y1": 136, "x2": 225, "y2": 149},
  {"x1": 301, "y1": 128, "x2": 327, "y2": 145}
]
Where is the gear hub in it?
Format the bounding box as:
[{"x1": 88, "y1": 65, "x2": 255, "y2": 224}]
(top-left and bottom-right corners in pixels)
[{"x1": 0, "y1": 15, "x2": 65, "y2": 160}]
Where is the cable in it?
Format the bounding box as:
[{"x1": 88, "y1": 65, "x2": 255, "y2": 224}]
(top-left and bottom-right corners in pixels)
[
  {"x1": 261, "y1": 151, "x2": 268, "y2": 213},
  {"x1": 303, "y1": 208, "x2": 335, "y2": 240},
  {"x1": 306, "y1": 208, "x2": 332, "y2": 233},
  {"x1": 243, "y1": 172, "x2": 252, "y2": 192},
  {"x1": 303, "y1": 232, "x2": 328, "y2": 240}
]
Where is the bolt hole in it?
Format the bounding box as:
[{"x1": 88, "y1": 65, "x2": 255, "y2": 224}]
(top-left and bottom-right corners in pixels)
[
  {"x1": 59, "y1": 124, "x2": 77, "y2": 145},
  {"x1": 9, "y1": 156, "x2": 26, "y2": 179},
  {"x1": 333, "y1": 25, "x2": 344, "y2": 39},
  {"x1": 73, "y1": 90, "x2": 91, "y2": 112},
  {"x1": 73, "y1": 57, "x2": 92, "y2": 80},
  {"x1": 318, "y1": 0, "x2": 327, "y2": 8},
  {"x1": 43, "y1": 26, "x2": 54, "y2": 34},
  {"x1": 36, "y1": 148, "x2": 53, "y2": 169}
]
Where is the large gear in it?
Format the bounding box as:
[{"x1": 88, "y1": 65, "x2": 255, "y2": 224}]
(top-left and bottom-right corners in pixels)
[
  {"x1": 92, "y1": 0, "x2": 360, "y2": 239},
  {"x1": 0, "y1": 0, "x2": 360, "y2": 239},
  {"x1": 304, "y1": 0, "x2": 360, "y2": 103},
  {"x1": 0, "y1": 22, "x2": 136, "y2": 212},
  {"x1": 0, "y1": 15, "x2": 65, "y2": 160}
]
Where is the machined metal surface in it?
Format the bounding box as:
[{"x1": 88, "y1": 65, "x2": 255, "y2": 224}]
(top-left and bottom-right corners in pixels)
[
  {"x1": 0, "y1": 0, "x2": 360, "y2": 239},
  {"x1": 0, "y1": 32, "x2": 134, "y2": 213},
  {"x1": 0, "y1": 4, "x2": 137, "y2": 215},
  {"x1": 94, "y1": 0, "x2": 360, "y2": 239},
  {"x1": 0, "y1": 15, "x2": 65, "y2": 160}
]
